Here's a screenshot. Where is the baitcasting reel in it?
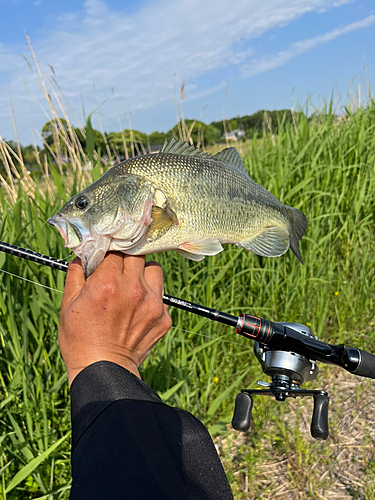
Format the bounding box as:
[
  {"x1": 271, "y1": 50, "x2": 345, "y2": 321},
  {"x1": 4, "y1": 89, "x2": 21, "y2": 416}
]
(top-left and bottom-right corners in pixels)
[{"x1": 232, "y1": 323, "x2": 329, "y2": 439}]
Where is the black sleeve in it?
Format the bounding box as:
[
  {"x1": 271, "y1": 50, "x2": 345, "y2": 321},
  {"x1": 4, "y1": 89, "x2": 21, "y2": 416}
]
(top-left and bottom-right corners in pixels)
[{"x1": 69, "y1": 361, "x2": 233, "y2": 500}]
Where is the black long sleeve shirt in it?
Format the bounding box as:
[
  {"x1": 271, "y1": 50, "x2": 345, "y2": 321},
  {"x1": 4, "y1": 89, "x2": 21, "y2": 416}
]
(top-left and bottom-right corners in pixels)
[{"x1": 69, "y1": 361, "x2": 233, "y2": 499}]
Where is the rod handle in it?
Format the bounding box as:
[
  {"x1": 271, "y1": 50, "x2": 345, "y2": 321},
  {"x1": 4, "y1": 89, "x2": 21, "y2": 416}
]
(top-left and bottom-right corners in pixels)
[{"x1": 352, "y1": 348, "x2": 375, "y2": 379}]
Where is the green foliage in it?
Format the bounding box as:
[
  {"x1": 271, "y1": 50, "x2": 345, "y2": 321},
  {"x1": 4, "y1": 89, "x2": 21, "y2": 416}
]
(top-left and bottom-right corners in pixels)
[
  {"x1": 211, "y1": 109, "x2": 300, "y2": 138},
  {"x1": 75, "y1": 121, "x2": 104, "y2": 161},
  {"x1": 0, "y1": 142, "x2": 41, "y2": 180},
  {"x1": 0, "y1": 102, "x2": 374, "y2": 497},
  {"x1": 41, "y1": 119, "x2": 70, "y2": 146},
  {"x1": 36, "y1": 108, "x2": 297, "y2": 166},
  {"x1": 148, "y1": 131, "x2": 167, "y2": 146}
]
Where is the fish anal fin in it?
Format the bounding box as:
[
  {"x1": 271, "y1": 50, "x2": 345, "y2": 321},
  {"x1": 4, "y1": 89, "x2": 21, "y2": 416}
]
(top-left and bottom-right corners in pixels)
[
  {"x1": 149, "y1": 206, "x2": 177, "y2": 232},
  {"x1": 176, "y1": 249, "x2": 205, "y2": 261},
  {"x1": 178, "y1": 238, "x2": 223, "y2": 256},
  {"x1": 240, "y1": 227, "x2": 289, "y2": 257}
]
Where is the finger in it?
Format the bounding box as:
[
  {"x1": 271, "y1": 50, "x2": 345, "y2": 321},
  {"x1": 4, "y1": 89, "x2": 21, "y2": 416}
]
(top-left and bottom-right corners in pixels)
[
  {"x1": 123, "y1": 254, "x2": 146, "y2": 278},
  {"x1": 62, "y1": 257, "x2": 85, "y2": 307},
  {"x1": 95, "y1": 251, "x2": 125, "y2": 275},
  {"x1": 144, "y1": 260, "x2": 164, "y2": 297}
]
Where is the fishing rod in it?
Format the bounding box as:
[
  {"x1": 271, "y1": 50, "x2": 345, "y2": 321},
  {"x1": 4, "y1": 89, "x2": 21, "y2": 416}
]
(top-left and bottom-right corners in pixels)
[{"x1": 1, "y1": 239, "x2": 375, "y2": 439}]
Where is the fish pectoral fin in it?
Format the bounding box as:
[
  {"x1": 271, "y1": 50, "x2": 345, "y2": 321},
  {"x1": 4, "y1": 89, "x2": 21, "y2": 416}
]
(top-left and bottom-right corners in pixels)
[
  {"x1": 176, "y1": 249, "x2": 205, "y2": 261},
  {"x1": 178, "y1": 238, "x2": 223, "y2": 256},
  {"x1": 240, "y1": 227, "x2": 289, "y2": 257},
  {"x1": 149, "y1": 206, "x2": 177, "y2": 232}
]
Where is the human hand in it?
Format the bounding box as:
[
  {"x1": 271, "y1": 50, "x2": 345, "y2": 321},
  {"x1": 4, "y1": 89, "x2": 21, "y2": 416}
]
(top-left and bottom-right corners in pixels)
[{"x1": 59, "y1": 252, "x2": 172, "y2": 385}]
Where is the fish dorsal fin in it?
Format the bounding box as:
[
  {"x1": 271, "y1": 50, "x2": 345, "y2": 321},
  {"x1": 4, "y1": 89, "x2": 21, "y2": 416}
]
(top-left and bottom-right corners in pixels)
[
  {"x1": 160, "y1": 138, "x2": 213, "y2": 159},
  {"x1": 160, "y1": 138, "x2": 248, "y2": 175},
  {"x1": 213, "y1": 148, "x2": 248, "y2": 175}
]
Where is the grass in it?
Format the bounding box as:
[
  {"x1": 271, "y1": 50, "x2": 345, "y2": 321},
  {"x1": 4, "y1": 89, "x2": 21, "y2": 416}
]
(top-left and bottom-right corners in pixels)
[{"x1": 0, "y1": 81, "x2": 374, "y2": 497}]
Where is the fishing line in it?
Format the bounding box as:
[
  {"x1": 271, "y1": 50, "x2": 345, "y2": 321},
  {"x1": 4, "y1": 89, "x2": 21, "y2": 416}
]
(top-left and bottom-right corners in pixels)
[
  {"x1": 0, "y1": 241, "x2": 245, "y2": 344},
  {"x1": 61, "y1": 251, "x2": 74, "y2": 261},
  {"x1": 0, "y1": 265, "x2": 244, "y2": 346},
  {"x1": 0, "y1": 269, "x2": 63, "y2": 294},
  {"x1": 170, "y1": 327, "x2": 247, "y2": 348}
]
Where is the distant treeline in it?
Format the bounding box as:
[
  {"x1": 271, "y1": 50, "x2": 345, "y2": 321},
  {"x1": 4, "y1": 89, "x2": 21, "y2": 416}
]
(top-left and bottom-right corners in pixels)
[{"x1": 0, "y1": 109, "x2": 300, "y2": 177}]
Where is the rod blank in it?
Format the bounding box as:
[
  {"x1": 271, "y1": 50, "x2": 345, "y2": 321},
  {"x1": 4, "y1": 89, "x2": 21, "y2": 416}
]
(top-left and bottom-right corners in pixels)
[{"x1": 0, "y1": 240, "x2": 239, "y2": 327}]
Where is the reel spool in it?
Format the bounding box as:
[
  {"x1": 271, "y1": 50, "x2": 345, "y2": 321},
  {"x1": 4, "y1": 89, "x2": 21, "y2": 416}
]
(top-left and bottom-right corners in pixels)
[{"x1": 232, "y1": 322, "x2": 330, "y2": 440}]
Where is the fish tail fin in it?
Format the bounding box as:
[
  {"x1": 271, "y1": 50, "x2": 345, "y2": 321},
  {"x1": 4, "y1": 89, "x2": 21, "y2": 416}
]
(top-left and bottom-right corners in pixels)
[{"x1": 285, "y1": 206, "x2": 308, "y2": 264}]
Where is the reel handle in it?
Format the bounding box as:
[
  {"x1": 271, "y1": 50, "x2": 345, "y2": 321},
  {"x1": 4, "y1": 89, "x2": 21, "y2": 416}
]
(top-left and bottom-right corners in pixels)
[
  {"x1": 232, "y1": 392, "x2": 253, "y2": 432},
  {"x1": 311, "y1": 394, "x2": 329, "y2": 440}
]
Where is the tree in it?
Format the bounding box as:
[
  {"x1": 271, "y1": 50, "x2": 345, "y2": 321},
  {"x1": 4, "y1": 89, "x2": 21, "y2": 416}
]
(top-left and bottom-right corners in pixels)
[
  {"x1": 41, "y1": 118, "x2": 70, "y2": 147},
  {"x1": 148, "y1": 131, "x2": 167, "y2": 146}
]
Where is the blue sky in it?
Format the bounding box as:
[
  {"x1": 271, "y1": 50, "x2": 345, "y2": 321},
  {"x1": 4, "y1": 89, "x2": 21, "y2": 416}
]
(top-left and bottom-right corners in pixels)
[{"x1": 0, "y1": 0, "x2": 374, "y2": 146}]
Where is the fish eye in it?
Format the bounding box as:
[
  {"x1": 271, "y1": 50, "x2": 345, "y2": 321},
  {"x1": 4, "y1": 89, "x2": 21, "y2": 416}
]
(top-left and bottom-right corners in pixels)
[{"x1": 75, "y1": 196, "x2": 88, "y2": 210}]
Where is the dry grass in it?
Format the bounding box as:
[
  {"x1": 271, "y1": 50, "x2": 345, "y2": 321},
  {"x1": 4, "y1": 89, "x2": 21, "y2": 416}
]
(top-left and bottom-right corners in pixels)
[
  {"x1": 216, "y1": 368, "x2": 375, "y2": 499},
  {"x1": 206, "y1": 139, "x2": 255, "y2": 156}
]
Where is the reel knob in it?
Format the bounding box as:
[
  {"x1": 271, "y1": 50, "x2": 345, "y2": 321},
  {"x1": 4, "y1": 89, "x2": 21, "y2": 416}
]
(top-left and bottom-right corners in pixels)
[
  {"x1": 311, "y1": 393, "x2": 329, "y2": 440},
  {"x1": 232, "y1": 392, "x2": 253, "y2": 432}
]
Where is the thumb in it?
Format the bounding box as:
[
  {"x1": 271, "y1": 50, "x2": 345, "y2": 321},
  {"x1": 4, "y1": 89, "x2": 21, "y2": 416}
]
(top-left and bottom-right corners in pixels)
[{"x1": 61, "y1": 257, "x2": 85, "y2": 308}]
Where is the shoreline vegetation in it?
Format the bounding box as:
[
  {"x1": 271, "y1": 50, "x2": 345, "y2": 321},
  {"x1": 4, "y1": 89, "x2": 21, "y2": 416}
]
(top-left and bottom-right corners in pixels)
[
  {"x1": 0, "y1": 107, "x2": 301, "y2": 182},
  {"x1": 0, "y1": 46, "x2": 374, "y2": 499}
]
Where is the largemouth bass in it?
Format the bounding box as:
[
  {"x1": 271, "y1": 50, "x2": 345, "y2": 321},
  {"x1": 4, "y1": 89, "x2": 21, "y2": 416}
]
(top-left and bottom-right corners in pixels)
[{"x1": 48, "y1": 139, "x2": 307, "y2": 278}]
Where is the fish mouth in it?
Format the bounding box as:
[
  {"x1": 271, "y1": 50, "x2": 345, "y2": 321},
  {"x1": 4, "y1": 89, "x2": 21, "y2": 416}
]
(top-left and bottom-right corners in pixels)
[
  {"x1": 47, "y1": 215, "x2": 90, "y2": 249},
  {"x1": 48, "y1": 213, "x2": 111, "y2": 278},
  {"x1": 48, "y1": 214, "x2": 69, "y2": 245}
]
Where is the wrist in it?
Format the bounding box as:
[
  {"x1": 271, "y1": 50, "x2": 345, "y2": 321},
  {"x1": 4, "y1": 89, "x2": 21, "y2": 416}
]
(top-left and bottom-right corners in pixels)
[{"x1": 66, "y1": 355, "x2": 141, "y2": 385}]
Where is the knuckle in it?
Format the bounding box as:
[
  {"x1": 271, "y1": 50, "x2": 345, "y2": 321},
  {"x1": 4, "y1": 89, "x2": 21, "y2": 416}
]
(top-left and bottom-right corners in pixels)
[
  {"x1": 99, "y1": 280, "x2": 118, "y2": 297},
  {"x1": 164, "y1": 312, "x2": 172, "y2": 331},
  {"x1": 148, "y1": 299, "x2": 164, "y2": 319},
  {"x1": 130, "y1": 283, "x2": 147, "y2": 304},
  {"x1": 151, "y1": 302, "x2": 172, "y2": 332},
  {"x1": 90, "y1": 272, "x2": 119, "y2": 301}
]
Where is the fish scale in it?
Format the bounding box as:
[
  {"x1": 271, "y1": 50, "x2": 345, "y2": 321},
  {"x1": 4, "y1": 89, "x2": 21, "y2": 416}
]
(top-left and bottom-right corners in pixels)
[
  {"x1": 118, "y1": 153, "x2": 284, "y2": 244},
  {"x1": 48, "y1": 138, "x2": 307, "y2": 278}
]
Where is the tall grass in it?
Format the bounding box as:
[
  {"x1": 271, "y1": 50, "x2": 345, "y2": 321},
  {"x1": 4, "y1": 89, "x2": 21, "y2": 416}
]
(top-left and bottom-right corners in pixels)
[{"x1": 0, "y1": 88, "x2": 374, "y2": 497}]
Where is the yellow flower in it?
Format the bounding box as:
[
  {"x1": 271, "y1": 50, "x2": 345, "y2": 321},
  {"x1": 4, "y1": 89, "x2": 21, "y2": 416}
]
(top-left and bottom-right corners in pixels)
[
  {"x1": 306, "y1": 322, "x2": 311, "y2": 327},
  {"x1": 213, "y1": 377, "x2": 219, "y2": 384},
  {"x1": 335, "y1": 291, "x2": 339, "y2": 296}
]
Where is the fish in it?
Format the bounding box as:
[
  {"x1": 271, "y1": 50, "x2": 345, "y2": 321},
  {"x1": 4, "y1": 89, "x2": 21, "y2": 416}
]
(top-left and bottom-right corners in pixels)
[{"x1": 48, "y1": 138, "x2": 308, "y2": 278}]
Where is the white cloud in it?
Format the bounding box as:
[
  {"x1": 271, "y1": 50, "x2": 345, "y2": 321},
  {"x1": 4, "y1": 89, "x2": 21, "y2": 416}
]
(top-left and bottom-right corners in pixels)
[
  {"x1": 0, "y1": 0, "x2": 368, "y2": 143},
  {"x1": 241, "y1": 14, "x2": 375, "y2": 78}
]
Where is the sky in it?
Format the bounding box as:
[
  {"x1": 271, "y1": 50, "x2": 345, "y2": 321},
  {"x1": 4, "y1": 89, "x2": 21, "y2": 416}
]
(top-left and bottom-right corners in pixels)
[{"x1": 0, "y1": 0, "x2": 374, "y2": 146}]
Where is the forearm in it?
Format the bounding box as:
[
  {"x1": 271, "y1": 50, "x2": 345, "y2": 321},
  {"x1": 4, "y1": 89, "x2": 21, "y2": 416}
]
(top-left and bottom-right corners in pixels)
[{"x1": 69, "y1": 361, "x2": 233, "y2": 500}]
